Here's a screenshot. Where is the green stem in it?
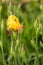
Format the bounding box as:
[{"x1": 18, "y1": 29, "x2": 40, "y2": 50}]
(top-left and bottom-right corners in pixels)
[
  {"x1": 28, "y1": 54, "x2": 43, "y2": 62},
  {"x1": 35, "y1": 33, "x2": 39, "y2": 65},
  {"x1": 1, "y1": 19, "x2": 7, "y2": 65},
  {"x1": 1, "y1": 45, "x2": 7, "y2": 65}
]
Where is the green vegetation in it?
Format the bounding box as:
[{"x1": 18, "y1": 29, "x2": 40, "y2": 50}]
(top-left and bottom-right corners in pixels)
[{"x1": 0, "y1": 0, "x2": 43, "y2": 65}]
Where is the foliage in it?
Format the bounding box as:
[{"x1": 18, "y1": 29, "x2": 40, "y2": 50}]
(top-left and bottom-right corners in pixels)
[{"x1": 0, "y1": 0, "x2": 43, "y2": 65}]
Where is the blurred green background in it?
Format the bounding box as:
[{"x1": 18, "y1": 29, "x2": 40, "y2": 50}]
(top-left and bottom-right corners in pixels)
[{"x1": 0, "y1": 0, "x2": 43, "y2": 65}]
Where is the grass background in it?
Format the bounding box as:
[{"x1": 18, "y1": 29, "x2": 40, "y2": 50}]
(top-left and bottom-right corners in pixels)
[{"x1": 0, "y1": 0, "x2": 43, "y2": 65}]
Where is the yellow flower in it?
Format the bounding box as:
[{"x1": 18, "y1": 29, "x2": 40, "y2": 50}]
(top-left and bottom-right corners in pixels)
[{"x1": 7, "y1": 15, "x2": 23, "y2": 31}]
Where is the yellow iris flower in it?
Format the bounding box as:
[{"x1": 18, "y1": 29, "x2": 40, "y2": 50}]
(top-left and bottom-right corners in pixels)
[{"x1": 7, "y1": 15, "x2": 23, "y2": 31}]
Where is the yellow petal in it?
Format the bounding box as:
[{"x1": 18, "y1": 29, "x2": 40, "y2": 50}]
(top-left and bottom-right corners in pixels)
[{"x1": 7, "y1": 15, "x2": 21, "y2": 31}]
